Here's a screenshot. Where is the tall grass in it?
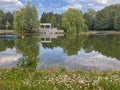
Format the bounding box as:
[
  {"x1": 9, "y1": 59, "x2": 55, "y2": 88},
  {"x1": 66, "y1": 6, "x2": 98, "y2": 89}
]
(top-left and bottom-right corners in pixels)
[{"x1": 0, "y1": 68, "x2": 120, "y2": 90}]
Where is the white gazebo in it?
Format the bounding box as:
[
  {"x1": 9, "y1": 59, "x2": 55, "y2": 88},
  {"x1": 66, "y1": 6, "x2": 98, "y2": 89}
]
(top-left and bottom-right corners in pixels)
[
  {"x1": 40, "y1": 23, "x2": 51, "y2": 29},
  {"x1": 39, "y1": 23, "x2": 64, "y2": 35}
]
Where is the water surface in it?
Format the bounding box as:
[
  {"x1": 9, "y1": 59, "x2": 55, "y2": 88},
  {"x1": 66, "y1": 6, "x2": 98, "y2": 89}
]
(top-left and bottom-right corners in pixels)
[{"x1": 0, "y1": 34, "x2": 120, "y2": 71}]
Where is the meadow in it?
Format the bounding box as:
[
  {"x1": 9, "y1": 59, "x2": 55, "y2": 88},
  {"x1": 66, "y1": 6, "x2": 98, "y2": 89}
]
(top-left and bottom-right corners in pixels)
[{"x1": 0, "y1": 68, "x2": 120, "y2": 90}]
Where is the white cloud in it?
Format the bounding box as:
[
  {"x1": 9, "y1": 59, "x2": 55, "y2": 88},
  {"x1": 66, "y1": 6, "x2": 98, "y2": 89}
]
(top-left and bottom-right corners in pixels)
[
  {"x1": 96, "y1": 0, "x2": 120, "y2": 5},
  {"x1": 62, "y1": 4, "x2": 82, "y2": 10},
  {"x1": 63, "y1": 0, "x2": 120, "y2": 11},
  {"x1": 88, "y1": 3, "x2": 94, "y2": 6},
  {"x1": 38, "y1": 46, "x2": 120, "y2": 71},
  {"x1": 62, "y1": 0, "x2": 83, "y2": 10},
  {"x1": 0, "y1": 48, "x2": 21, "y2": 68},
  {"x1": 38, "y1": 2, "x2": 45, "y2": 9},
  {"x1": 96, "y1": 0, "x2": 108, "y2": 5},
  {"x1": 0, "y1": 0, "x2": 23, "y2": 11}
]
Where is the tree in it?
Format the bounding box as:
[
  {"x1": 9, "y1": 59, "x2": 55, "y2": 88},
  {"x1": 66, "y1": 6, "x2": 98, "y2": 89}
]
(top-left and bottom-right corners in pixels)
[
  {"x1": 50, "y1": 15, "x2": 56, "y2": 27},
  {"x1": 56, "y1": 14, "x2": 62, "y2": 29},
  {"x1": 40, "y1": 12, "x2": 47, "y2": 23},
  {"x1": 84, "y1": 35, "x2": 120, "y2": 60},
  {"x1": 42, "y1": 35, "x2": 88, "y2": 56},
  {"x1": 23, "y1": 1, "x2": 32, "y2": 32},
  {"x1": 62, "y1": 8, "x2": 88, "y2": 34},
  {"x1": 5, "y1": 12, "x2": 14, "y2": 29},
  {"x1": 13, "y1": 9, "x2": 24, "y2": 36},
  {"x1": 83, "y1": 9, "x2": 96, "y2": 30},
  {"x1": 0, "y1": 40, "x2": 14, "y2": 52},
  {"x1": 0, "y1": 10, "x2": 4, "y2": 29},
  {"x1": 0, "y1": 10, "x2": 14, "y2": 30},
  {"x1": 40, "y1": 12, "x2": 62, "y2": 29},
  {"x1": 30, "y1": 4, "x2": 39, "y2": 31},
  {"x1": 95, "y1": 4, "x2": 120, "y2": 30},
  {"x1": 15, "y1": 37, "x2": 40, "y2": 70},
  {"x1": 114, "y1": 11, "x2": 120, "y2": 30},
  {"x1": 13, "y1": 0, "x2": 39, "y2": 34}
]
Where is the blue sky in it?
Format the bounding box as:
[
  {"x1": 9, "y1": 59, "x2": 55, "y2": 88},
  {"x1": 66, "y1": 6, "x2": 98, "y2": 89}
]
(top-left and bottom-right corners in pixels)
[{"x1": 0, "y1": 0, "x2": 120, "y2": 17}]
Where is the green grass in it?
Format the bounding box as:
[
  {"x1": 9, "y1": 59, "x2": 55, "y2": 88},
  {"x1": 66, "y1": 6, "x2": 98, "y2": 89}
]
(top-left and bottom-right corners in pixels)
[
  {"x1": 0, "y1": 30, "x2": 15, "y2": 34},
  {"x1": 0, "y1": 68, "x2": 120, "y2": 90}
]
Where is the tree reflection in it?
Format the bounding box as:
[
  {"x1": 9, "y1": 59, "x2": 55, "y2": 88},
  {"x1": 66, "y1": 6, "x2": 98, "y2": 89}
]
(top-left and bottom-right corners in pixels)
[
  {"x1": 42, "y1": 34, "x2": 120, "y2": 60},
  {"x1": 15, "y1": 36, "x2": 40, "y2": 70},
  {"x1": 61, "y1": 35, "x2": 88, "y2": 56},
  {"x1": 0, "y1": 40, "x2": 14, "y2": 51},
  {"x1": 83, "y1": 35, "x2": 120, "y2": 60},
  {"x1": 42, "y1": 35, "x2": 88, "y2": 56}
]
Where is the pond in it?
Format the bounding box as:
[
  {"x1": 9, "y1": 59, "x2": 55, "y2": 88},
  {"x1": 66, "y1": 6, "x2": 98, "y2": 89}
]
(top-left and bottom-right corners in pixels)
[{"x1": 0, "y1": 34, "x2": 120, "y2": 71}]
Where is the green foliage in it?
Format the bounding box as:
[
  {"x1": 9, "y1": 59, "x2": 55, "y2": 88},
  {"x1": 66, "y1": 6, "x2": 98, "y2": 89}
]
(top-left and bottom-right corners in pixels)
[
  {"x1": 40, "y1": 12, "x2": 62, "y2": 29},
  {"x1": 13, "y1": 9, "x2": 24, "y2": 36},
  {"x1": 13, "y1": 1, "x2": 39, "y2": 34},
  {"x1": 4, "y1": 12, "x2": 14, "y2": 29},
  {"x1": 83, "y1": 35, "x2": 120, "y2": 60},
  {"x1": 42, "y1": 35, "x2": 88, "y2": 56},
  {"x1": 22, "y1": 1, "x2": 32, "y2": 31},
  {"x1": 31, "y1": 5, "x2": 39, "y2": 31},
  {"x1": 83, "y1": 4, "x2": 120, "y2": 31},
  {"x1": 0, "y1": 10, "x2": 4, "y2": 29},
  {"x1": 114, "y1": 11, "x2": 120, "y2": 30},
  {"x1": 61, "y1": 35, "x2": 88, "y2": 56},
  {"x1": 95, "y1": 4, "x2": 120, "y2": 30},
  {"x1": 42, "y1": 34, "x2": 120, "y2": 59},
  {"x1": 83, "y1": 9, "x2": 96, "y2": 30},
  {"x1": 0, "y1": 40, "x2": 14, "y2": 52},
  {"x1": 23, "y1": 2, "x2": 39, "y2": 32},
  {"x1": 15, "y1": 36, "x2": 40, "y2": 70},
  {"x1": 62, "y1": 8, "x2": 88, "y2": 34},
  {"x1": 0, "y1": 10, "x2": 14, "y2": 30}
]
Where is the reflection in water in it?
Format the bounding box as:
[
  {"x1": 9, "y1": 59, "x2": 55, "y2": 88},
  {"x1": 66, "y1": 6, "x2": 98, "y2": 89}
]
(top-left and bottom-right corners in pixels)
[
  {"x1": 0, "y1": 34, "x2": 120, "y2": 71},
  {"x1": 0, "y1": 40, "x2": 14, "y2": 52},
  {"x1": 0, "y1": 48, "x2": 21, "y2": 68},
  {"x1": 42, "y1": 35, "x2": 88, "y2": 56},
  {"x1": 40, "y1": 34, "x2": 120, "y2": 71},
  {"x1": 39, "y1": 46, "x2": 120, "y2": 71},
  {"x1": 83, "y1": 35, "x2": 120, "y2": 60},
  {"x1": 40, "y1": 33, "x2": 64, "y2": 43},
  {"x1": 15, "y1": 36, "x2": 40, "y2": 70},
  {"x1": 0, "y1": 39, "x2": 19, "y2": 68}
]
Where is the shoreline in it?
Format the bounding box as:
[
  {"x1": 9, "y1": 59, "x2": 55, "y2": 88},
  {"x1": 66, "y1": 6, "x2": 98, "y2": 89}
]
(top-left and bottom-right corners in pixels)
[
  {"x1": 86, "y1": 31, "x2": 120, "y2": 35},
  {"x1": 0, "y1": 30, "x2": 15, "y2": 35},
  {"x1": 0, "y1": 30, "x2": 120, "y2": 35}
]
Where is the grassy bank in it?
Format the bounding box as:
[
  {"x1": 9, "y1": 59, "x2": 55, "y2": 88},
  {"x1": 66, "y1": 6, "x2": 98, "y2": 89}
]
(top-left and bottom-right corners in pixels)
[
  {"x1": 1, "y1": 30, "x2": 120, "y2": 35},
  {"x1": 86, "y1": 31, "x2": 120, "y2": 35},
  {"x1": 0, "y1": 30, "x2": 15, "y2": 35},
  {"x1": 0, "y1": 68, "x2": 120, "y2": 90}
]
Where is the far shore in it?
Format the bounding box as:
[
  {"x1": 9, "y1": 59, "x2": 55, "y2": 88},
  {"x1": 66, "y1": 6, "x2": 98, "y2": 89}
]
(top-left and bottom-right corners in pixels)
[
  {"x1": 0, "y1": 30, "x2": 15, "y2": 35},
  {"x1": 86, "y1": 31, "x2": 120, "y2": 35},
  {"x1": 0, "y1": 30, "x2": 120, "y2": 35}
]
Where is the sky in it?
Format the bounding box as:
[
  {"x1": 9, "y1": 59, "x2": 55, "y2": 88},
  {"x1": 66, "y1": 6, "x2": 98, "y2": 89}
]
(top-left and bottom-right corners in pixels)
[{"x1": 0, "y1": 0, "x2": 120, "y2": 16}]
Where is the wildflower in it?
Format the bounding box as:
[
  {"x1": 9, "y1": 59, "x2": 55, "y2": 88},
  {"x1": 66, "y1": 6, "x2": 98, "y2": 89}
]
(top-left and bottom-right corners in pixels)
[
  {"x1": 104, "y1": 77, "x2": 108, "y2": 80},
  {"x1": 78, "y1": 80, "x2": 84, "y2": 84}
]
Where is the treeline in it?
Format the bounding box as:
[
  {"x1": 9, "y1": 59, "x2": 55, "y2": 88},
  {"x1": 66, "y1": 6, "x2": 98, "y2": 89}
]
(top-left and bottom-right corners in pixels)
[
  {"x1": 83, "y1": 4, "x2": 120, "y2": 31},
  {"x1": 40, "y1": 12, "x2": 62, "y2": 29},
  {"x1": 41, "y1": 9, "x2": 87, "y2": 34},
  {"x1": 0, "y1": 10, "x2": 13, "y2": 30},
  {"x1": 0, "y1": 1, "x2": 39, "y2": 34},
  {"x1": 1, "y1": 3, "x2": 120, "y2": 32},
  {"x1": 41, "y1": 4, "x2": 120, "y2": 31}
]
